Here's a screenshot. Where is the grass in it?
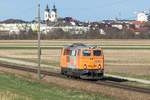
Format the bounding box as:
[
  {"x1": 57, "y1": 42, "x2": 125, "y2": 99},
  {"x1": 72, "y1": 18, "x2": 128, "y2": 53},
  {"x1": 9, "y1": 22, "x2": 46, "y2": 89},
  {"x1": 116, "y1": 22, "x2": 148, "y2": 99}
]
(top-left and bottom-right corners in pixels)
[
  {"x1": 1, "y1": 49, "x2": 150, "y2": 77},
  {"x1": 0, "y1": 40, "x2": 150, "y2": 80},
  {"x1": 0, "y1": 59, "x2": 149, "y2": 90},
  {"x1": 0, "y1": 91, "x2": 29, "y2": 100},
  {"x1": 123, "y1": 81, "x2": 150, "y2": 88},
  {"x1": 0, "y1": 47, "x2": 62, "y2": 50},
  {"x1": 107, "y1": 72, "x2": 150, "y2": 81},
  {"x1": 102, "y1": 76, "x2": 150, "y2": 88},
  {"x1": 0, "y1": 73, "x2": 115, "y2": 100},
  {"x1": 103, "y1": 47, "x2": 150, "y2": 50},
  {"x1": 0, "y1": 55, "x2": 60, "y2": 67},
  {"x1": 0, "y1": 46, "x2": 150, "y2": 50},
  {"x1": 0, "y1": 59, "x2": 60, "y2": 73}
]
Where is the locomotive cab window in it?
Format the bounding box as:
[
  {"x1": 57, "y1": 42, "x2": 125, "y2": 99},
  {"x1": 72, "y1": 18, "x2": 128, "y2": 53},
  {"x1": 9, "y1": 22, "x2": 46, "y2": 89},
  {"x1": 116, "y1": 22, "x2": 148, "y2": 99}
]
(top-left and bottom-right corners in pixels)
[
  {"x1": 93, "y1": 50, "x2": 101, "y2": 56},
  {"x1": 83, "y1": 50, "x2": 91, "y2": 56},
  {"x1": 71, "y1": 50, "x2": 76, "y2": 56},
  {"x1": 63, "y1": 49, "x2": 70, "y2": 55}
]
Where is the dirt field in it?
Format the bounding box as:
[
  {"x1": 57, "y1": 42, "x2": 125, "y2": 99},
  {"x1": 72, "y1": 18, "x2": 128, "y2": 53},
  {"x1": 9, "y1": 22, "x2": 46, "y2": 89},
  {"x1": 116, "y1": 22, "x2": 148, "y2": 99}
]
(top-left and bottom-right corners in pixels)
[
  {"x1": 0, "y1": 39, "x2": 150, "y2": 46},
  {"x1": 104, "y1": 50, "x2": 150, "y2": 75},
  {"x1": 0, "y1": 40, "x2": 150, "y2": 77}
]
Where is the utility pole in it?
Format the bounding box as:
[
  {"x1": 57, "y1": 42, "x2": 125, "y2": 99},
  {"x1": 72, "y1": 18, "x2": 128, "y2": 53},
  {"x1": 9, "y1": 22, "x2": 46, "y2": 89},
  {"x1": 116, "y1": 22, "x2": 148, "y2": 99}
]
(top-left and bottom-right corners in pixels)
[{"x1": 37, "y1": 4, "x2": 41, "y2": 80}]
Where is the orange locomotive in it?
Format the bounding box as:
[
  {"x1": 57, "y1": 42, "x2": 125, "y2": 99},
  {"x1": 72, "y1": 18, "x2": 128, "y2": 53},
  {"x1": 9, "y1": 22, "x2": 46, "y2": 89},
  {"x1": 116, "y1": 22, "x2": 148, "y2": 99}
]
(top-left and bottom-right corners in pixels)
[{"x1": 60, "y1": 43, "x2": 104, "y2": 79}]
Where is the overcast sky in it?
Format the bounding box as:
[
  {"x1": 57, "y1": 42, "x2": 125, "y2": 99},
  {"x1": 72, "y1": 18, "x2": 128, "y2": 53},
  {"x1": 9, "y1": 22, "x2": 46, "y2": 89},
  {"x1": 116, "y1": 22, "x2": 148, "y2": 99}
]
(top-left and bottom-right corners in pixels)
[{"x1": 0, "y1": 0, "x2": 150, "y2": 21}]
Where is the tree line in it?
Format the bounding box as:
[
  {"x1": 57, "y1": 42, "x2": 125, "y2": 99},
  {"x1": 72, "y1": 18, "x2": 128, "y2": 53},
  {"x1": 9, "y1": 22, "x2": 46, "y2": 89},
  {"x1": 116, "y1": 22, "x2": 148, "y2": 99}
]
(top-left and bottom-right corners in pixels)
[{"x1": 0, "y1": 28, "x2": 150, "y2": 40}]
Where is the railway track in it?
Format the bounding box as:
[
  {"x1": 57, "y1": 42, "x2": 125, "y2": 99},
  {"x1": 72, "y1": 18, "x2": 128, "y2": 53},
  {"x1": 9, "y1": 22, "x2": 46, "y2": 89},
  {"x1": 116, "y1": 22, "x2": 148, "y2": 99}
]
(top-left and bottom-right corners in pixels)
[{"x1": 0, "y1": 63, "x2": 150, "y2": 94}]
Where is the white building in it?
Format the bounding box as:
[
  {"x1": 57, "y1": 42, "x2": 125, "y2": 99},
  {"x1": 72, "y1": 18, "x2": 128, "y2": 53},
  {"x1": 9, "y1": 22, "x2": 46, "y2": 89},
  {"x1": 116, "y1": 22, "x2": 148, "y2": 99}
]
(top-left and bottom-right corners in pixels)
[
  {"x1": 137, "y1": 12, "x2": 150, "y2": 22},
  {"x1": 44, "y1": 4, "x2": 57, "y2": 22},
  {"x1": 112, "y1": 24, "x2": 123, "y2": 30},
  {"x1": 44, "y1": 5, "x2": 50, "y2": 21}
]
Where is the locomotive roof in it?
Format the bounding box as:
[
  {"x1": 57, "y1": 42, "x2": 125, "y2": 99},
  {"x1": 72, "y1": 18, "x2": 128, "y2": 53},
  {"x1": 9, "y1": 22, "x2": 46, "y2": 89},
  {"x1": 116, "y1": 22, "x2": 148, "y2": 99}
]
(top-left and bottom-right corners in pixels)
[{"x1": 64, "y1": 43, "x2": 101, "y2": 49}]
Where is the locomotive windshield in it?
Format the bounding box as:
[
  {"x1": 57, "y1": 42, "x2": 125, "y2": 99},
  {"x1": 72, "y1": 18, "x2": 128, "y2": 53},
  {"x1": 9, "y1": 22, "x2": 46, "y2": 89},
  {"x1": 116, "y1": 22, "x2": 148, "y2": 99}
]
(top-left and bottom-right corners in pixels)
[
  {"x1": 93, "y1": 50, "x2": 101, "y2": 56},
  {"x1": 83, "y1": 50, "x2": 91, "y2": 56},
  {"x1": 63, "y1": 49, "x2": 70, "y2": 55}
]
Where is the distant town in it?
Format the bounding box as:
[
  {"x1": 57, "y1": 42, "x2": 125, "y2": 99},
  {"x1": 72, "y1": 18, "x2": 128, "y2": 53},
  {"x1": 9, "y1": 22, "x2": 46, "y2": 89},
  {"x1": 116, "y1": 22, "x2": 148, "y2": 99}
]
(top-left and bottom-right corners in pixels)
[{"x1": 0, "y1": 4, "x2": 150, "y2": 39}]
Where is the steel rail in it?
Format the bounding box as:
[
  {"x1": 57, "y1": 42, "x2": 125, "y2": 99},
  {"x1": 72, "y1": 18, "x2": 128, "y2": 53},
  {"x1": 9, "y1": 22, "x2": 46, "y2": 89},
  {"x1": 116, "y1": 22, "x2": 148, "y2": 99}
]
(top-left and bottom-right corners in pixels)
[
  {"x1": 96, "y1": 81, "x2": 150, "y2": 94},
  {"x1": 0, "y1": 63, "x2": 150, "y2": 94}
]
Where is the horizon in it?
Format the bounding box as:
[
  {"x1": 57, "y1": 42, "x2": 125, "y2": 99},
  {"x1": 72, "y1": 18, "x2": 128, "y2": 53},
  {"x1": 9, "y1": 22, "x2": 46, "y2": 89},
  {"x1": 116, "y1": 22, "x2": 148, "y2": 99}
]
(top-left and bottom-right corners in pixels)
[{"x1": 0, "y1": 0, "x2": 150, "y2": 22}]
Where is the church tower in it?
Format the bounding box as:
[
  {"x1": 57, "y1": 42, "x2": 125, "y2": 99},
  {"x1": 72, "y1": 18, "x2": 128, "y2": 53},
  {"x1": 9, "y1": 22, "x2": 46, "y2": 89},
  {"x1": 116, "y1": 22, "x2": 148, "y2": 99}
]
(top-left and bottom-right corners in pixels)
[
  {"x1": 50, "y1": 5, "x2": 57, "y2": 22},
  {"x1": 44, "y1": 4, "x2": 50, "y2": 21}
]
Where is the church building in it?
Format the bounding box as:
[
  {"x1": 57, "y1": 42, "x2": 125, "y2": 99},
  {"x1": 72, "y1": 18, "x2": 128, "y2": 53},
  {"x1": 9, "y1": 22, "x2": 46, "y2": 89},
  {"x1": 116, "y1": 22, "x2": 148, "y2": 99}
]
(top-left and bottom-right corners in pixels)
[{"x1": 44, "y1": 4, "x2": 57, "y2": 22}]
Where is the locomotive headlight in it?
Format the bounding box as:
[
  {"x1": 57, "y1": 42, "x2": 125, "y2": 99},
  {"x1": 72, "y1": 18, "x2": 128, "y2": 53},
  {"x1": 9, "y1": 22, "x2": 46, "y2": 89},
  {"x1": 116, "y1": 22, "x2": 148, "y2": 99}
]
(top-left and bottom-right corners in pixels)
[
  {"x1": 99, "y1": 64, "x2": 101, "y2": 69},
  {"x1": 84, "y1": 64, "x2": 87, "y2": 69}
]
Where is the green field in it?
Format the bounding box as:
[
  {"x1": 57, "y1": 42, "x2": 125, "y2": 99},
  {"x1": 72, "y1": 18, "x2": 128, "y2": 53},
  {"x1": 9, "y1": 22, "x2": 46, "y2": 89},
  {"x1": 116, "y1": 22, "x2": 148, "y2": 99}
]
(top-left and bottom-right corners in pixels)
[{"x1": 0, "y1": 73, "x2": 115, "y2": 100}]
